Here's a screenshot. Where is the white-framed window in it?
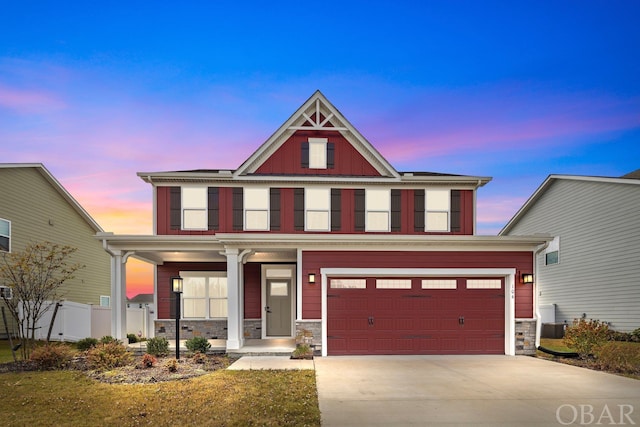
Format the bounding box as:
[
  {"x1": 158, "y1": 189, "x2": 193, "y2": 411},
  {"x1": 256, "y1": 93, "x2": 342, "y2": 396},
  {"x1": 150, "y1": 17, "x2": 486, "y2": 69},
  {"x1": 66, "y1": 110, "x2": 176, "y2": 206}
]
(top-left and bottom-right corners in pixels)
[
  {"x1": 181, "y1": 272, "x2": 228, "y2": 319},
  {"x1": 421, "y1": 279, "x2": 457, "y2": 289},
  {"x1": 100, "y1": 296, "x2": 111, "y2": 307},
  {"x1": 182, "y1": 187, "x2": 207, "y2": 230},
  {"x1": 0, "y1": 218, "x2": 10, "y2": 252},
  {"x1": 545, "y1": 236, "x2": 560, "y2": 265},
  {"x1": 426, "y1": 190, "x2": 450, "y2": 232},
  {"x1": 330, "y1": 279, "x2": 367, "y2": 289},
  {"x1": 309, "y1": 137, "x2": 328, "y2": 169},
  {"x1": 244, "y1": 187, "x2": 269, "y2": 231},
  {"x1": 366, "y1": 188, "x2": 390, "y2": 232},
  {"x1": 376, "y1": 279, "x2": 412, "y2": 289},
  {"x1": 305, "y1": 188, "x2": 330, "y2": 231},
  {"x1": 466, "y1": 279, "x2": 502, "y2": 289}
]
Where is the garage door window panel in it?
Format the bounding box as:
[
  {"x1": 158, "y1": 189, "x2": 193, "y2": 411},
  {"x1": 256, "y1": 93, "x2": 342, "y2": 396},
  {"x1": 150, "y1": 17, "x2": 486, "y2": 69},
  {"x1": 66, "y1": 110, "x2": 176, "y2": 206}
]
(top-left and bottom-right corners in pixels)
[
  {"x1": 376, "y1": 279, "x2": 411, "y2": 289},
  {"x1": 330, "y1": 279, "x2": 367, "y2": 289}
]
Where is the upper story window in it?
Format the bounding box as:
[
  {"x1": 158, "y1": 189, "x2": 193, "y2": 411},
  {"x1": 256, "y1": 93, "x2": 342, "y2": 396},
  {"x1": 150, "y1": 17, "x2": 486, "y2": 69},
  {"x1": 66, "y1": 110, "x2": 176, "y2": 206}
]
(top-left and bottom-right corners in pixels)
[
  {"x1": 0, "y1": 218, "x2": 10, "y2": 252},
  {"x1": 425, "y1": 190, "x2": 450, "y2": 232},
  {"x1": 302, "y1": 138, "x2": 335, "y2": 169},
  {"x1": 305, "y1": 188, "x2": 330, "y2": 231},
  {"x1": 366, "y1": 189, "x2": 390, "y2": 232},
  {"x1": 244, "y1": 187, "x2": 269, "y2": 231},
  {"x1": 182, "y1": 187, "x2": 208, "y2": 230}
]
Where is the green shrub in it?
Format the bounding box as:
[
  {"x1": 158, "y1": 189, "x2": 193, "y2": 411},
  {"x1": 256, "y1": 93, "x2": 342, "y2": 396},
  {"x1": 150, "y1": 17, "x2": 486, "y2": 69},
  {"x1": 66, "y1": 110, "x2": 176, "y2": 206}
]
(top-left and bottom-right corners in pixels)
[
  {"x1": 185, "y1": 336, "x2": 211, "y2": 354},
  {"x1": 86, "y1": 342, "x2": 133, "y2": 370},
  {"x1": 631, "y1": 328, "x2": 640, "y2": 342},
  {"x1": 127, "y1": 333, "x2": 138, "y2": 344},
  {"x1": 146, "y1": 337, "x2": 170, "y2": 357},
  {"x1": 30, "y1": 343, "x2": 76, "y2": 369},
  {"x1": 594, "y1": 341, "x2": 640, "y2": 374},
  {"x1": 563, "y1": 318, "x2": 610, "y2": 359},
  {"x1": 292, "y1": 344, "x2": 313, "y2": 359},
  {"x1": 99, "y1": 335, "x2": 121, "y2": 345},
  {"x1": 76, "y1": 337, "x2": 99, "y2": 351}
]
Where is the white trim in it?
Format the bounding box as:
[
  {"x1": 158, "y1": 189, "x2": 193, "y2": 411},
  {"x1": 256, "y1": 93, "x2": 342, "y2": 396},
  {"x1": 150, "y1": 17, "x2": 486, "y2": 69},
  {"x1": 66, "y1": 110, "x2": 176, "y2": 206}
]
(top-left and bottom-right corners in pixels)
[
  {"x1": 296, "y1": 249, "x2": 303, "y2": 322},
  {"x1": 320, "y1": 267, "x2": 516, "y2": 357}
]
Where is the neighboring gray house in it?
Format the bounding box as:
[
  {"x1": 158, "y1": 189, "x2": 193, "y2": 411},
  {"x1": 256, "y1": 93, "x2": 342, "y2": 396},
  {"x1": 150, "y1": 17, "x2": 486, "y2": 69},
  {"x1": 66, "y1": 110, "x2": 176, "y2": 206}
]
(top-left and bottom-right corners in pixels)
[
  {"x1": 0, "y1": 164, "x2": 111, "y2": 338},
  {"x1": 500, "y1": 171, "x2": 640, "y2": 333}
]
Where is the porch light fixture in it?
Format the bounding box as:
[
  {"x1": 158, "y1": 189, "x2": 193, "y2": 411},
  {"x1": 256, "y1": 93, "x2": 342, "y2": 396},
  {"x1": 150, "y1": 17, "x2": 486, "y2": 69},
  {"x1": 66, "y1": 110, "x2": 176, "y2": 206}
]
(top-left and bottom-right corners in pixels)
[
  {"x1": 521, "y1": 273, "x2": 533, "y2": 284},
  {"x1": 308, "y1": 273, "x2": 316, "y2": 284},
  {"x1": 172, "y1": 276, "x2": 183, "y2": 359}
]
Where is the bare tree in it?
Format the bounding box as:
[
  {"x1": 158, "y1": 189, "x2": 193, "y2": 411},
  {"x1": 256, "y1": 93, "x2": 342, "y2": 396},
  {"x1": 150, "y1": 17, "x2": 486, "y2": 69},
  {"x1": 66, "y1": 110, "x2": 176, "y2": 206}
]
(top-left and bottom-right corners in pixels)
[{"x1": 0, "y1": 241, "x2": 84, "y2": 359}]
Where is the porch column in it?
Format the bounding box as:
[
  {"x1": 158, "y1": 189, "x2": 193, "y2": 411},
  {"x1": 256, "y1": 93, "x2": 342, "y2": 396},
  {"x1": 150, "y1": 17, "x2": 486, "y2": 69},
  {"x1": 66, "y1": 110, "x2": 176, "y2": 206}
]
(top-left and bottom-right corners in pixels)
[
  {"x1": 225, "y1": 248, "x2": 243, "y2": 350},
  {"x1": 110, "y1": 252, "x2": 127, "y2": 340}
]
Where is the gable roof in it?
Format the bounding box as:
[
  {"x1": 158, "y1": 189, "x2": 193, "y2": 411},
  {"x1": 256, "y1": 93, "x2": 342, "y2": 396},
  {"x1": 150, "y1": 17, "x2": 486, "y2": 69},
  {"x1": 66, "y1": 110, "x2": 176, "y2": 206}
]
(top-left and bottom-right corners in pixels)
[
  {"x1": 500, "y1": 173, "x2": 640, "y2": 235},
  {"x1": 0, "y1": 163, "x2": 104, "y2": 233},
  {"x1": 234, "y1": 90, "x2": 400, "y2": 178}
]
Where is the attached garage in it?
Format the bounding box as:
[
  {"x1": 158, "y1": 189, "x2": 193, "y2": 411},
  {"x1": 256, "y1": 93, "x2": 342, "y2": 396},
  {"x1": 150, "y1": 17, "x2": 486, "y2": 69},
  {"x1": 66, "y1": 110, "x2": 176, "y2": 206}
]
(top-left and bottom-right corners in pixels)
[{"x1": 326, "y1": 275, "x2": 506, "y2": 356}]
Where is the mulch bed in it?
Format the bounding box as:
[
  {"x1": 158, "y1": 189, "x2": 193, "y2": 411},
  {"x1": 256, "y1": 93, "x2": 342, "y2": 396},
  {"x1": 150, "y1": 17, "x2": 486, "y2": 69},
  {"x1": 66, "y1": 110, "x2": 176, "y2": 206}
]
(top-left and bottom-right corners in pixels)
[{"x1": 0, "y1": 354, "x2": 234, "y2": 384}]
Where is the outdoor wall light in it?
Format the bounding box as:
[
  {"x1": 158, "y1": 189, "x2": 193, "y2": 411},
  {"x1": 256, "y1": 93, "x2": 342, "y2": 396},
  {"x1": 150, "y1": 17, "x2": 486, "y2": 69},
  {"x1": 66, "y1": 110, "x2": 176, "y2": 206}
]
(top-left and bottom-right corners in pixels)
[
  {"x1": 521, "y1": 273, "x2": 534, "y2": 284},
  {"x1": 308, "y1": 273, "x2": 316, "y2": 284},
  {"x1": 171, "y1": 276, "x2": 183, "y2": 359}
]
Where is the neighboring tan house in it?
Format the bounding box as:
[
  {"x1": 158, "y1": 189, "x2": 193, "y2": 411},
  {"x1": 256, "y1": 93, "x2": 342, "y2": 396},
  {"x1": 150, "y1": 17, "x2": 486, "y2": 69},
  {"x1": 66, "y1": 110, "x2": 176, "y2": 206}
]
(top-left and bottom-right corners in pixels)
[
  {"x1": 500, "y1": 172, "x2": 640, "y2": 333},
  {"x1": 99, "y1": 91, "x2": 549, "y2": 356},
  {"x1": 0, "y1": 164, "x2": 111, "y2": 338}
]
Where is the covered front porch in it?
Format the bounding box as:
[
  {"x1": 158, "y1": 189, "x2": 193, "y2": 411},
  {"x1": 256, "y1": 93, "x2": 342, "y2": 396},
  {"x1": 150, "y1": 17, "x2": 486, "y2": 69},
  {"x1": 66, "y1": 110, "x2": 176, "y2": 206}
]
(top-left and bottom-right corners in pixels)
[{"x1": 98, "y1": 232, "x2": 304, "y2": 352}]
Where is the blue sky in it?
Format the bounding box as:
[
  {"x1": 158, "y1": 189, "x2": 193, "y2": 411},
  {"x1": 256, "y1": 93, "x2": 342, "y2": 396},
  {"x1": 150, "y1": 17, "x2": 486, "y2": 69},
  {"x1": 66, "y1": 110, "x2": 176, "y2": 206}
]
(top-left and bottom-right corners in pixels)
[{"x1": 1, "y1": 1, "x2": 639, "y2": 294}]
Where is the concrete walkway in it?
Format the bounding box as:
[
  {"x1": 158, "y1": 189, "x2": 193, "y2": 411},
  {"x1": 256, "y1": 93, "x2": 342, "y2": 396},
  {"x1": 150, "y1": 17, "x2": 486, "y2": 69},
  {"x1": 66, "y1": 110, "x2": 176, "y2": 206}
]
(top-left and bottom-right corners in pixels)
[
  {"x1": 314, "y1": 355, "x2": 640, "y2": 426},
  {"x1": 227, "y1": 355, "x2": 314, "y2": 370}
]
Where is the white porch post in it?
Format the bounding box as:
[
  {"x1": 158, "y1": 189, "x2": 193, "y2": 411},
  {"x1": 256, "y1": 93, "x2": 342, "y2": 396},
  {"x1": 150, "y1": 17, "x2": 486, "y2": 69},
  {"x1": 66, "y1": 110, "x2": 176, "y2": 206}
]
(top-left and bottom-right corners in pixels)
[
  {"x1": 110, "y1": 252, "x2": 127, "y2": 340},
  {"x1": 225, "y1": 248, "x2": 243, "y2": 350}
]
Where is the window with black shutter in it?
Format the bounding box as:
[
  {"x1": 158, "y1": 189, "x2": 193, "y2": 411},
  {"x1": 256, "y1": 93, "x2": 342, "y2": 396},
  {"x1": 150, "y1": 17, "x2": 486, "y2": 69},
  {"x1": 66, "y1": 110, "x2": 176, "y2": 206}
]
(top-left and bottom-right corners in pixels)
[
  {"x1": 208, "y1": 187, "x2": 219, "y2": 230},
  {"x1": 391, "y1": 189, "x2": 401, "y2": 232},
  {"x1": 232, "y1": 188, "x2": 243, "y2": 230},
  {"x1": 354, "y1": 189, "x2": 365, "y2": 231},
  {"x1": 414, "y1": 189, "x2": 425, "y2": 231},
  {"x1": 451, "y1": 190, "x2": 461, "y2": 232},
  {"x1": 331, "y1": 188, "x2": 341, "y2": 231},
  {"x1": 294, "y1": 188, "x2": 305, "y2": 230},
  {"x1": 270, "y1": 188, "x2": 281, "y2": 231},
  {"x1": 170, "y1": 187, "x2": 181, "y2": 230}
]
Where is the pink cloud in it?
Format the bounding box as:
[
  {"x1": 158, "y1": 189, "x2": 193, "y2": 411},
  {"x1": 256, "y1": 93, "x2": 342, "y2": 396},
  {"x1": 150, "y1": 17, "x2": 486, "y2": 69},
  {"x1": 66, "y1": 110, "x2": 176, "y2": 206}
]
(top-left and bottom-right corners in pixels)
[{"x1": 0, "y1": 84, "x2": 66, "y2": 113}]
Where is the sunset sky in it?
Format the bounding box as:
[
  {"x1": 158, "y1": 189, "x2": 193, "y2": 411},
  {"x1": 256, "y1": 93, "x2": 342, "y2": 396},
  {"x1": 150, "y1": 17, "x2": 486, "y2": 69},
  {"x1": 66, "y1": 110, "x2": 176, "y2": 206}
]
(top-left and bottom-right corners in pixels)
[{"x1": 2, "y1": 2, "x2": 639, "y2": 297}]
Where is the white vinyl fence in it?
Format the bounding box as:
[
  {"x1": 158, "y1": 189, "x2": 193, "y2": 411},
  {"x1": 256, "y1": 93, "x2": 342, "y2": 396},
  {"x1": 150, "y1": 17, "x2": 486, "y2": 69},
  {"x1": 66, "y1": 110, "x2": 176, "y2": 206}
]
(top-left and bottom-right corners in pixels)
[{"x1": 126, "y1": 304, "x2": 155, "y2": 339}]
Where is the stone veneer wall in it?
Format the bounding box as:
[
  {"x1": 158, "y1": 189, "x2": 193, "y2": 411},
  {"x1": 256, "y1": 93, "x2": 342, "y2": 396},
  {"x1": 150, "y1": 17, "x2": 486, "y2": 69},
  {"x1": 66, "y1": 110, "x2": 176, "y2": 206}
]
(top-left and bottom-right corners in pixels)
[
  {"x1": 515, "y1": 319, "x2": 537, "y2": 355},
  {"x1": 243, "y1": 319, "x2": 262, "y2": 339},
  {"x1": 296, "y1": 320, "x2": 322, "y2": 353},
  {"x1": 155, "y1": 319, "x2": 263, "y2": 340}
]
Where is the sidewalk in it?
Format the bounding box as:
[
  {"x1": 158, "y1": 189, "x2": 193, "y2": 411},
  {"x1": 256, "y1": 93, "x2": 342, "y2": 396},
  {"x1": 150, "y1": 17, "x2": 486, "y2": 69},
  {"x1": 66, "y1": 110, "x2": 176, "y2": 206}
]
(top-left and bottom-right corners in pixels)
[{"x1": 227, "y1": 356, "x2": 315, "y2": 370}]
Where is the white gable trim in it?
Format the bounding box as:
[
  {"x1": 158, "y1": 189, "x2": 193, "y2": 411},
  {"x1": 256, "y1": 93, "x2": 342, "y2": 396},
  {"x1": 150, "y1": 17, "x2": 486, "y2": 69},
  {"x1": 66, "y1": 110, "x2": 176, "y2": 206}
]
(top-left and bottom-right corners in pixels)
[{"x1": 234, "y1": 91, "x2": 400, "y2": 178}]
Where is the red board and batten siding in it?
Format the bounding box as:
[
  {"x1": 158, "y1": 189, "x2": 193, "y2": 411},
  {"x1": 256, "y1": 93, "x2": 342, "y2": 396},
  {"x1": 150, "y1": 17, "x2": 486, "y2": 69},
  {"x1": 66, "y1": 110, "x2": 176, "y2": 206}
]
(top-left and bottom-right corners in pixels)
[
  {"x1": 157, "y1": 186, "x2": 474, "y2": 236},
  {"x1": 301, "y1": 251, "x2": 534, "y2": 319},
  {"x1": 254, "y1": 130, "x2": 381, "y2": 176},
  {"x1": 156, "y1": 262, "x2": 262, "y2": 319}
]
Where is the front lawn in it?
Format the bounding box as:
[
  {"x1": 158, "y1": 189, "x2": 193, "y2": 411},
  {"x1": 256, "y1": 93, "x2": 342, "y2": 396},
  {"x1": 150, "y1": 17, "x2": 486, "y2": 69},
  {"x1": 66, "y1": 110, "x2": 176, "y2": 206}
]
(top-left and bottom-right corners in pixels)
[{"x1": 0, "y1": 369, "x2": 320, "y2": 426}]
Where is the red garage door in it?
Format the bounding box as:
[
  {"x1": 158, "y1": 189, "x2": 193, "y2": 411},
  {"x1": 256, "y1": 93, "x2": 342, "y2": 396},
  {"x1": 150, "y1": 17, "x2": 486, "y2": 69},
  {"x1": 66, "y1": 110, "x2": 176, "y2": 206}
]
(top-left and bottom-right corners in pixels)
[{"x1": 327, "y1": 277, "x2": 505, "y2": 355}]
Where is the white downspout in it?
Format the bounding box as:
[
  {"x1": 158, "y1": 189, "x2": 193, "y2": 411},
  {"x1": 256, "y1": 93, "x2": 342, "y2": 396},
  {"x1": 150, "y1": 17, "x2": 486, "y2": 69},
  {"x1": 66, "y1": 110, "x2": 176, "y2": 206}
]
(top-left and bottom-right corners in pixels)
[{"x1": 534, "y1": 241, "x2": 550, "y2": 348}]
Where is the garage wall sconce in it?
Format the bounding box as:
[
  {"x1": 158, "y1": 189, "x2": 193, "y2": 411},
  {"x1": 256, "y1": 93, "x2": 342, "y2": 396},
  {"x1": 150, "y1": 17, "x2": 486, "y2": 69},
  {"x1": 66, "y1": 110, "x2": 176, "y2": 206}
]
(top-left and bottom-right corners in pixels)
[
  {"x1": 521, "y1": 273, "x2": 534, "y2": 284},
  {"x1": 308, "y1": 273, "x2": 316, "y2": 284}
]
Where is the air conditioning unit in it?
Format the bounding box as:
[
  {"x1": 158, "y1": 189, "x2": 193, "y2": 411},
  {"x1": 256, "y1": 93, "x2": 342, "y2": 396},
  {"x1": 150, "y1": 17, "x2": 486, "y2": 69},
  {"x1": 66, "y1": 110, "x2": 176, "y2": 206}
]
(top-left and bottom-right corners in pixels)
[{"x1": 0, "y1": 286, "x2": 13, "y2": 300}]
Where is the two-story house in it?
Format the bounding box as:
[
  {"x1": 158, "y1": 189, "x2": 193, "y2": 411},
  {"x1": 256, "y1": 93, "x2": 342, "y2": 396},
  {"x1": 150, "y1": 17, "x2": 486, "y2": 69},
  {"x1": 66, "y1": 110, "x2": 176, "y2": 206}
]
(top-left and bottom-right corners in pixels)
[{"x1": 99, "y1": 91, "x2": 549, "y2": 356}]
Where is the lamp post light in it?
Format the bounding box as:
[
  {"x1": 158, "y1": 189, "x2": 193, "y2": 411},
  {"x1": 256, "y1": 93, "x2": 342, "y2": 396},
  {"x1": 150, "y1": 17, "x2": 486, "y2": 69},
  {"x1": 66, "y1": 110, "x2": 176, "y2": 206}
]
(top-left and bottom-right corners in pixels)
[{"x1": 172, "y1": 276, "x2": 183, "y2": 360}]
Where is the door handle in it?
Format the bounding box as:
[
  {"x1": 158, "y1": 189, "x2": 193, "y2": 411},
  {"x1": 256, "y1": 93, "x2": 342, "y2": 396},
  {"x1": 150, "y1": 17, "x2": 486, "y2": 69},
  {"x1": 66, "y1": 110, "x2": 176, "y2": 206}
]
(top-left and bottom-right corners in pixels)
[
  {"x1": 368, "y1": 316, "x2": 374, "y2": 326},
  {"x1": 458, "y1": 316, "x2": 464, "y2": 325},
  {"x1": 265, "y1": 306, "x2": 271, "y2": 313}
]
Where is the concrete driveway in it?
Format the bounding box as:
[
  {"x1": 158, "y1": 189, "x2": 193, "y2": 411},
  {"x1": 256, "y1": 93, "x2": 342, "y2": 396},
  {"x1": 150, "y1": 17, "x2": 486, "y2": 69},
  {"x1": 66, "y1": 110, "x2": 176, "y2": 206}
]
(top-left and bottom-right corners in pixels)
[{"x1": 314, "y1": 355, "x2": 640, "y2": 426}]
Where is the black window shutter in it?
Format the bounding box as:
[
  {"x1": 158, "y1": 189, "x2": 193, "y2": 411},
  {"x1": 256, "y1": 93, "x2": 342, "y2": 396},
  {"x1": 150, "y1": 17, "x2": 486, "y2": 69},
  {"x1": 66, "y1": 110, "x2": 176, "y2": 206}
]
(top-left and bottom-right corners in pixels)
[
  {"x1": 294, "y1": 189, "x2": 305, "y2": 230},
  {"x1": 327, "y1": 142, "x2": 335, "y2": 169},
  {"x1": 170, "y1": 187, "x2": 181, "y2": 230},
  {"x1": 301, "y1": 142, "x2": 309, "y2": 168},
  {"x1": 270, "y1": 188, "x2": 281, "y2": 231},
  {"x1": 414, "y1": 189, "x2": 425, "y2": 231},
  {"x1": 232, "y1": 188, "x2": 243, "y2": 231},
  {"x1": 208, "y1": 187, "x2": 219, "y2": 230},
  {"x1": 391, "y1": 189, "x2": 401, "y2": 232},
  {"x1": 451, "y1": 190, "x2": 461, "y2": 232},
  {"x1": 354, "y1": 189, "x2": 365, "y2": 232},
  {"x1": 331, "y1": 188, "x2": 341, "y2": 231}
]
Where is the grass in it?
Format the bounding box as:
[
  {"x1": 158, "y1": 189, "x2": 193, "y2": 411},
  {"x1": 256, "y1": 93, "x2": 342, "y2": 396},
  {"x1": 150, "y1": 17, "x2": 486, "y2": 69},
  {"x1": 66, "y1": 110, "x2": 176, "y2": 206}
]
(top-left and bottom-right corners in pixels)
[{"x1": 0, "y1": 369, "x2": 320, "y2": 426}]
